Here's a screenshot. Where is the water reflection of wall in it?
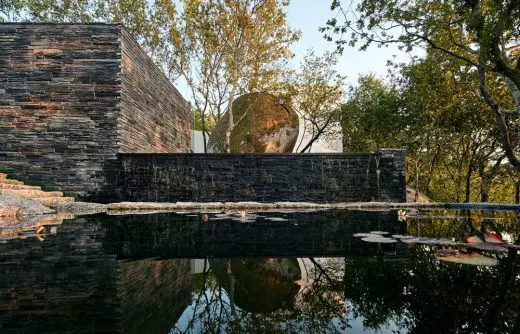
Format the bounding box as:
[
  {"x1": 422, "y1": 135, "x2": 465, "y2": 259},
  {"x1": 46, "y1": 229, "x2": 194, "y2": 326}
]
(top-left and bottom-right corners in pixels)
[
  {"x1": 118, "y1": 259, "x2": 191, "y2": 333},
  {"x1": 102, "y1": 210, "x2": 408, "y2": 259},
  {"x1": 0, "y1": 217, "x2": 192, "y2": 333}
]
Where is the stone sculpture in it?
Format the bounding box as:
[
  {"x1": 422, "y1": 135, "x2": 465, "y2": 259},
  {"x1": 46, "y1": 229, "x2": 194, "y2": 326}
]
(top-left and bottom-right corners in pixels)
[{"x1": 207, "y1": 92, "x2": 299, "y2": 153}]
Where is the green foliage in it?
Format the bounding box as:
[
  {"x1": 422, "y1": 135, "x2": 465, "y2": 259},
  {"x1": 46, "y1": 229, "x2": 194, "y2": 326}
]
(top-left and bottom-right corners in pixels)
[
  {"x1": 192, "y1": 108, "x2": 216, "y2": 132},
  {"x1": 177, "y1": 0, "x2": 301, "y2": 152},
  {"x1": 341, "y1": 49, "x2": 518, "y2": 203},
  {"x1": 323, "y1": 0, "x2": 520, "y2": 174},
  {"x1": 282, "y1": 49, "x2": 345, "y2": 153},
  {"x1": 341, "y1": 74, "x2": 401, "y2": 152},
  {"x1": 0, "y1": 0, "x2": 23, "y2": 21}
]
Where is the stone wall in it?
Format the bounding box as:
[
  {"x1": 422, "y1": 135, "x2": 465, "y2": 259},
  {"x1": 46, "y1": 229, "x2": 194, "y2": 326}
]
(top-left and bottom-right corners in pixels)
[
  {"x1": 119, "y1": 29, "x2": 191, "y2": 153},
  {"x1": 109, "y1": 149, "x2": 406, "y2": 203},
  {"x1": 0, "y1": 23, "x2": 190, "y2": 197},
  {"x1": 0, "y1": 216, "x2": 192, "y2": 333}
]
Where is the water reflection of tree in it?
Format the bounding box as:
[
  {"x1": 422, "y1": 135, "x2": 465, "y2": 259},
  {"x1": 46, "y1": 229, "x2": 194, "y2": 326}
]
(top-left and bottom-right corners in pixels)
[
  {"x1": 172, "y1": 257, "x2": 348, "y2": 333},
  {"x1": 344, "y1": 248, "x2": 519, "y2": 333},
  {"x1": 406, "y1": 210, "x2": 520, "y2": 242},
  {"x1": 171, "y1": 209, "x2": 520, "y2": 334}
]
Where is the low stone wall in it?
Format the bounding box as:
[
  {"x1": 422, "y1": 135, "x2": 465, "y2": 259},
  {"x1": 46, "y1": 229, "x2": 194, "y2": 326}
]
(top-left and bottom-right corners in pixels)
[{"x1": 106, "y1": 149, "x2": 406, "y2": 203}]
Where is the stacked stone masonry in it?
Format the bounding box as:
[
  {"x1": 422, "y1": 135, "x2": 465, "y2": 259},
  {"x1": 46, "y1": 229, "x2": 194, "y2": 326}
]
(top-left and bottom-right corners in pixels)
[
  {"x1": 0, "y1": 23, "x2": 190, "y2": 197},
  {"x1": 109, "y1": 149, "x2": 407, "y2": 203}
]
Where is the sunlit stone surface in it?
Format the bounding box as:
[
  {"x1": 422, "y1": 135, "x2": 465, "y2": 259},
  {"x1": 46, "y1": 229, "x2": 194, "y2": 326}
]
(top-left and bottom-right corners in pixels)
[{"x1": 208, "y1": 92, "x2": 299, "y2": 153}]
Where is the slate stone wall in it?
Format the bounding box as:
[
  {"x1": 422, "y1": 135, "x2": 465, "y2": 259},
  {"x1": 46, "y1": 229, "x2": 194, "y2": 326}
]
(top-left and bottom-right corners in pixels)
[
  {"x1": 119, "y1": 29, "x2": 191, "y2": 153},
  {"x1": 0, "y1": 23, "x2": 190, "y2": 197},
  {"x1": 110, "y1": 149, "x2": 406, "y2": 203},
  {"x1": 0, "y1": 216, "x2": 192, "y2": 333}
]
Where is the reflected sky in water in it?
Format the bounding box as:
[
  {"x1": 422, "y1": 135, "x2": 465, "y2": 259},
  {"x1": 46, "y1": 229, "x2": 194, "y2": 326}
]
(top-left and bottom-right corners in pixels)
[{"x1": 1, "y1": 209, "x2": 519, "y2": 333}]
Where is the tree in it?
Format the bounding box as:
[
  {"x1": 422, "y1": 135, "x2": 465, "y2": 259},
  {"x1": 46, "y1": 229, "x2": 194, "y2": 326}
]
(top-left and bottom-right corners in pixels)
[
  {"x1": 340, "y1": 48, "x2": 512, "y2": 203},
  {"x1": 341, "y1": 74, "x2": 401, "y2": 152},
  {"x1": 282, "y1": 50, "x2": 346, "y2": 153},
  {"x1": 175, "y1": 0, "x2": 300, "y2": 152},
  {"x1": 323, "y1": 0, "x2": 520, "y2": 172},
  {"x1": 0, "y1": 0, "x2": 23, "y2": 21},
  {"x1": 12, "y1": 0, "x2": 178, "y2": 69}
]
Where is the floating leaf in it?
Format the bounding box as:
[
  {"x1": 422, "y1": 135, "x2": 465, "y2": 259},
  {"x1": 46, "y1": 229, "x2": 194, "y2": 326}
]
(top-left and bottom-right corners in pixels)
[
  {"x1": 392, "y1": 234, "x2": 414, "y2": 239},
  {"x1": 361, "y1": 237, "x2": 397, "y2": 243},
  {"x1": 400, "y1": 237, "x2": 436, "y2": 244},
  {"x1": 353, "y1": 233, "x2": 373, "y2": 237},
  {"x1": 432, "y1": 238, "x2": 459, "y2": 246},
  {"x1": 467, "y1": 243, "x2": 509, "y2": 253},
  {"x1": 467, "y1": 235, "x2": 484, "y2": 244},
  {"x1": 437, "y1": 251, "x2": 498, "y2": 266},
  {"x1": 484, "y1": 232, "x2": 504, "y2": 244},
  {"x1": 266, "y1": 217, "x2": 288, "y2": 222}
]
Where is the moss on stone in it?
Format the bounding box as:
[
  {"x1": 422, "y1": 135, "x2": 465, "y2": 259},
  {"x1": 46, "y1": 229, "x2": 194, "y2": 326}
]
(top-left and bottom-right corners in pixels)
[{"x1": 208, "y1": 92, "x2": 299, "y2": 153}]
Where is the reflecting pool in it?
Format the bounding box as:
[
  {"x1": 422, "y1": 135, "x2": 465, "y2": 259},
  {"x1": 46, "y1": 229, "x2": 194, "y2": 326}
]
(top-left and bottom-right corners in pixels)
[{"x1": 1, "y1": 209, "x2": 519, "y2": 333}]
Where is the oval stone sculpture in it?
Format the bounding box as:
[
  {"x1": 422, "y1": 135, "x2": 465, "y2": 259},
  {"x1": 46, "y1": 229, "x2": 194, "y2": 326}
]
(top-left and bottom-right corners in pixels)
[{"x1": 207, "y1": 92, "x2": 299, "y2": 153}]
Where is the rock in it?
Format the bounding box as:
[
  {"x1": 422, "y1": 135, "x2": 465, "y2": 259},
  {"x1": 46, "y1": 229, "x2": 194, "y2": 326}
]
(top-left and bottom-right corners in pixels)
[
  {"x1": 31, "y1": 197, "x2": 74, "y2": 208},
  {"x1": 0, "y1": 184, "x2": 41, "y2": 190},
  {"x1": 0, "y1": 196, "x2": 54, "y2": 216},
  {"x1": 0, "y1": 202, "x2": 21, "y2": 217},
  {"x1": 55, "y1": 201, "x2": 108, "y2": 215},
  {"x1": 0, "y1": 189, "x2": 64, "y2": 198},
  {"x1": 208, "y1": 92, "x2": 299, "y2": 153}
]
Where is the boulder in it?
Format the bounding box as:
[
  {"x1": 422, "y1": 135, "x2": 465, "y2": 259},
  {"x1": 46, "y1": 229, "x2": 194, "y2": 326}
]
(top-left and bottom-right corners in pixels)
[{"x1": 208, "y1": 92, "x2": 299, "y2": 153}]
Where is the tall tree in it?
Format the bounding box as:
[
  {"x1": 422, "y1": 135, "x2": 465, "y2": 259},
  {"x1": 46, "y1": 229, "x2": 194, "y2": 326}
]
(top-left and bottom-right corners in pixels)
[
  {"x1": 0, "y1": 0, "x2": 23, "y2": 21},
  {"x1": 283, "y1": 50, "x2": 345, "y2": 153},
  {"x1": 176, "y1": 0, "x2": 300, "y2": 152},
  {"x1": 323, "y1": 0, "x2": 520, "y2": 171},
  {"x1": 341, "y1": 74, "x2": 401, "y2": 152}
]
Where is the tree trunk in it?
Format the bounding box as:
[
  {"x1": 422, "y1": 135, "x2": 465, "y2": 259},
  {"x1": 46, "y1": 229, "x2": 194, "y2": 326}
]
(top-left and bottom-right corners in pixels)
[
  {"x1": 515, "y1": 180, "x2": 520, "y2": 204},
  {"x1": 478, "y1": 66, "x2": 520, "y2": 172},
  {"x1": 480, "y1": 175, "x2": 490, "y2": 203},
  {"x1": 202, "y1": 118, "x2": 208, "y2": 153},
  {"x1": 225, "y1": 88, "x2": 236, "y2": 153},
  {"x1": 414, "y1": 157, "x2": 420, "y2": 202},
  {"x1": 464, "y1": 163, "x2": 473, "y2": 203}
]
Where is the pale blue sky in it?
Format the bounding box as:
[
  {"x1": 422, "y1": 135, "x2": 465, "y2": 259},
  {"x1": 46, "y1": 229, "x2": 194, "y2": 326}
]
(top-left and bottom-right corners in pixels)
[
  {"x1": 286, "y1": 0, "x2": 414, "y2": 86},
  {"x1": 177, "y1": 0, "x2": 416, "y2": 99}
]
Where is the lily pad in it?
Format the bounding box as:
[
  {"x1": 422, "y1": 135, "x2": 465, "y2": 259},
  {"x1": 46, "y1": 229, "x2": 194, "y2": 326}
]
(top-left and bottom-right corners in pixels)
[
  {"x1": 361, "y1": 237, "x2": 397, "y2": 243},
  {"x1": 369, "y1": 231, "x2": 389, "y2": 235},
  {"x1": 467, "y1": 243, "x2": 509, "y2": 253},
  {"x1": 483, "y1": 232, "x2": 504, "y2": 244},
  {"x1": 266, "y1": 217, "x2": 288, "y2": 222},
  {"x1": 437, "y1": 252, "x2": 498, "y2": 266},
  {"x1": 353, "y1": 233, "x2": 373, "y2": 238}
]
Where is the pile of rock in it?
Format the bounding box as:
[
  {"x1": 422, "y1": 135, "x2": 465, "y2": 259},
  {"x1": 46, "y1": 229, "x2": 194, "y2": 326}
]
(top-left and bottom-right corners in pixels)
[
  {"x1": 0, "y1": 173, "x2": 74, "y2": 207},
  {"x1": 0, "y1": 172, "x2": 76, "y2": 241}
]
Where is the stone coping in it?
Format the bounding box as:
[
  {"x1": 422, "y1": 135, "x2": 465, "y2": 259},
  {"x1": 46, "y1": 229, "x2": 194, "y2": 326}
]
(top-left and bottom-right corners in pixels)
[
  {"x1": 104, "y1": 201, "x2": 520, "y2": 212},
  {"x1": 117, "y1": 150, "x2": 406, "y2": 158}
]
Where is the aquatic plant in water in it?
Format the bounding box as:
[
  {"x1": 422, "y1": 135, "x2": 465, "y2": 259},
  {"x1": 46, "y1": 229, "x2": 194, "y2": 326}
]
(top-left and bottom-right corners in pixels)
[{"x1": 353, "y1": 229, "x2": 519, "y2": 266}]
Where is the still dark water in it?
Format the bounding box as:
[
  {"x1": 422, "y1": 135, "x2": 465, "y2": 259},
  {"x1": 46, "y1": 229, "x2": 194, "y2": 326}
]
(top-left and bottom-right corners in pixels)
[{"x1": 1, "y1": 209, "x2": 519, "y2": 333}]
